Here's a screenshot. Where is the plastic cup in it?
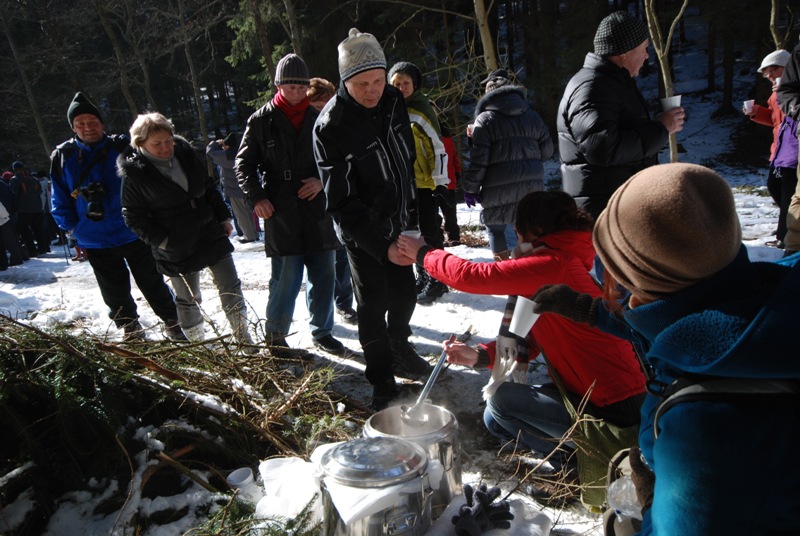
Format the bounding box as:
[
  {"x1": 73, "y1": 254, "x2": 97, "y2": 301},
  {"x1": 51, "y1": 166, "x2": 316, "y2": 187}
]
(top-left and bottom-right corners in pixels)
[
  {"x1": 227, "y1": 467, "x2": 255, "y2": 488},
  {"x1": 743, "y1": 100, "x2": 754, "y2": 114},
  {"x1": 509, "y1": 296, "x2": 540, "y2": 337},
  {"x1": 401, "y1": 230, "x2": 421, "y2": 239},
  {"x1": 776, "y1": 77, "x2": 782, "y2": 87},
  {"x1": 660, "y1": 95, "x2": 682, "y2": 111}
]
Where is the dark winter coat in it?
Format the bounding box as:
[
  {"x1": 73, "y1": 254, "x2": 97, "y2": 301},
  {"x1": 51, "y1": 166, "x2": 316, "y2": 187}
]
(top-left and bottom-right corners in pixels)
[
  {"x1": 10, "y1": 170, "x2": 43, "y2": 214},
  {"x1": 617, "y1": 249, "x2": 800, "y2": 535},
  {"x1": 313, "y1": 83, "x2": 418, "y2": 263},
  {"x1": 206, "y1": 141, "x2": 244, "y2": 200},
  {"x1": 236, "y1": 100, "x2": 339, "y2": 257},
  {"x1": 0, "y1": 180, "x2": 17, "y2": 221},
  {"x1": 118, "y1": 136, "x2": 233, "y2": 277},
  {"x1": 462, "y1": 85, "x2": 553, "y2": 226},
  {"x1": 557, "y1": 53, "x2": 668, "y2": 219},
  {"x1": 50, "y1": 134, "x2": 141, "y2": 249}
]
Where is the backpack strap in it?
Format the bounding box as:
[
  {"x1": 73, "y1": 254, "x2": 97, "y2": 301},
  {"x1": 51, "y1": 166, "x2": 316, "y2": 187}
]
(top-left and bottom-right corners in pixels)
[{"x1": 653, "y1": 378, "x2": 800, "y2": 439}]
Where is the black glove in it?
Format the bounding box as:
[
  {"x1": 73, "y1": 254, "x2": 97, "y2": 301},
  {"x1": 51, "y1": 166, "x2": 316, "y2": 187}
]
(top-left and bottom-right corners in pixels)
[
  {"x1": 532, "y1": 284, "x2": 600, "y2": 326},
  {"x1": 434, "y1": 185, "x2": 453, "y2": 207},
  {"x1": 629, "y1": 446, "x2": 655, "y2": 515},
  {"x1": 452, "y1": 484, "x2": 513, "y2": 535}
]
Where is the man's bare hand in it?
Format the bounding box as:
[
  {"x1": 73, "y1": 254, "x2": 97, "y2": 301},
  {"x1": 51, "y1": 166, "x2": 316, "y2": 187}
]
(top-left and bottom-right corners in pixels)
[
  {"x1": 388, "y1": 242, "x2": 415, "y2": 266},
  {"x1": 298, "y1": 178, "x2": 323, "y2": 200},
  {"x1": 253, "y1": 198, "x2": 275, "y2": 219}
]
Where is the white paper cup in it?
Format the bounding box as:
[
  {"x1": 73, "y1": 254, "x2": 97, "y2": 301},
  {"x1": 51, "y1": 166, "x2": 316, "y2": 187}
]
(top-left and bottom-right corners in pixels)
[
  {"x1": 776, "y1": 77, "x2": 782, "y2": 87},
  {"x1": 743, "y1": 99, "x2": 755, "y2": 114},
  {"x1": 660, "y1": 95, "x2": 682, "y2": 111},
  {"x1": 400, "y1": 230, "x2": 421, "y2": 239},
  {"x1": 227, "y1": 467, "x2": 255, "y2": 488},
  {"x1": 509, "y1": 296, "x2": 540, "y2": 337}
]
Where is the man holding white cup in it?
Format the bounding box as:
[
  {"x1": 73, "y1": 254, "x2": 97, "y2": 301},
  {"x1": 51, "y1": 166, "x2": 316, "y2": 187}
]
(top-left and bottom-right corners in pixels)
[{"x1": 557, "y1": 11, "x2": 685, "y2": 222}]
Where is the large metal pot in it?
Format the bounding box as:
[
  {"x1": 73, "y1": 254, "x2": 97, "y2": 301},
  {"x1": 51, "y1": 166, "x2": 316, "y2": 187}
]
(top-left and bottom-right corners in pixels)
[
  {"x1": 363, "y1": 403, "x2": 462, "y2": 519},
  {"x1": 319, "y1": 436, "x2": 433, "y2": 536}
]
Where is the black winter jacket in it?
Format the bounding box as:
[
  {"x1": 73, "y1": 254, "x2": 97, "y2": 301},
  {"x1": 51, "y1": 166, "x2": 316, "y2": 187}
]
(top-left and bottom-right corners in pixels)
[
  {"x1": 118, "y1": 136, "x2": 233, "y2": 277},
  {"x1": 557, "y1": 53, "x2": 668, "y2": 219},
  {"x1": 313, "y1": 83, "x2": 418, "y2": 263},
  {"x1": 235, "y1": 100, "x2": 339, "y2": 257},
  {"x1": 461, "y1": 85, "x2": 553, "y2": 226},
  {"x1": 10, "y1": 171, "x2": 43, "y2": 214}
]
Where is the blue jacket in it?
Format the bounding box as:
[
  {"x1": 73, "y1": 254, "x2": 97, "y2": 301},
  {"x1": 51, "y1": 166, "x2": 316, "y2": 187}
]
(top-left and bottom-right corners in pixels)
[
  {"x1": 621, "y1": 248, "x2": 800, "y2": 535},
  {"x1": 50, "y1": 134, "x2": 140, "y2": 249}
]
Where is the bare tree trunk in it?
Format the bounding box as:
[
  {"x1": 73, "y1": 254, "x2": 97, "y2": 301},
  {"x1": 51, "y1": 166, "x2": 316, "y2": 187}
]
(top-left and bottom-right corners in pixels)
[
  {"x1": 0, "y1": 10, "x2": 51, "y2": 156},
  {"x1": 282, "y1": 0, "x2": 303, "y2": 57},
  {"x1": 249, "y1": 0, "x2": 277, "y2": 85},
  {"x1": 122, "y1": 0, "x2": 159, "y2": 111},
  {"x1": 176, "y1": 0, "x2": 209, "y2": 143},
  {"x1": 473, "y1": 0, "x2": 498, "y2": 72},
  {"x1": 93, "y1": 0, "x2": 139, "y2": 119},
  {"x1": 644, "y1": 0, "x2": 689, "y2": 162}
]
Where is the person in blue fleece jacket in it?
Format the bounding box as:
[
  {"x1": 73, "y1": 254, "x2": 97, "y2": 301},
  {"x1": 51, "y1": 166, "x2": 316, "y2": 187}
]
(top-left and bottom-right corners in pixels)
[{"x1": 534, "y1": 163, "x2": 800, "y2": 535}]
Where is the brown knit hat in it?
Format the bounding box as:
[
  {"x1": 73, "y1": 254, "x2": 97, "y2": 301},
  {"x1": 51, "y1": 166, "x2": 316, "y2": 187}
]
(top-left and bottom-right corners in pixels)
[{"x1": 594, "y1": 163, "x2": 742, "y2": 301}]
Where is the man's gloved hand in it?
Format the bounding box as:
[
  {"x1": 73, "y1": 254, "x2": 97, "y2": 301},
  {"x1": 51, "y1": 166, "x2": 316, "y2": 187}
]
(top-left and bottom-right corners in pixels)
[
  {"x1": 532, "y1": 284, "x2": 600, "y2": 326},
  {"x1": 434, "y1": 185, "x2": 453, "y2": 206},
  {"x1": 464, "y1": 192, "x2": 481, "y2": 208},
  {"x1": 629, "y1": 446, "x2": 655, "y2": 515}
]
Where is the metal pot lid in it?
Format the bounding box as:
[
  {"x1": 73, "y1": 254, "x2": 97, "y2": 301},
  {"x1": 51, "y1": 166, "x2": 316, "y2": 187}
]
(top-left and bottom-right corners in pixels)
[{"x1": 321, "y1": 436, "x2": 428, "y2": 488}]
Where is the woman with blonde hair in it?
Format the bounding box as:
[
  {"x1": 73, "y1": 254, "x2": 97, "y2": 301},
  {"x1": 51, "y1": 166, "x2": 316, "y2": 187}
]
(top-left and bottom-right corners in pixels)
[{"x1": 118, "y1": 113, "x2": 253, "y2": 348}]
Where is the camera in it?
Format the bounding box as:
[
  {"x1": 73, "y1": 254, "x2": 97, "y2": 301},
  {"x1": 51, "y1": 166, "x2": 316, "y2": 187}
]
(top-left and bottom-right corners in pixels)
[{"x1": 79, "y1": 182, "x2": 106, "y2": 221}]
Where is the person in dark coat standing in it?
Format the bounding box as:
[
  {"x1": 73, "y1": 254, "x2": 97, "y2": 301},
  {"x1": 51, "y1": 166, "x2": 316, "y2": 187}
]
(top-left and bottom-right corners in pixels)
[
  {"x1": 461, "y1": 70, "x2": 554, "y2": 259},
  {"x1": 206, "y1": 132, "x2": 259, "y2": 243},
  {"x1": 313, "y1": 28, "x2": 434, "y2": 410},
  {"x1": 119, "y1": 113, "x2": 252, "y2": 347},
  {"x1": 9, "y1": 161, "x2": 49, "y2": 257},
  {"x1": 557, "y1": 11, "x2": 684, "y2": 221},
  {"x1": 0, "y1": 171, "x2": 25, "y2": 267},
  {"x1": 236, "y1": 54, "x2": 347, "y2": 356},
  {"x1": 51, "y1": 93, "x2": 182, "y2": 341}
]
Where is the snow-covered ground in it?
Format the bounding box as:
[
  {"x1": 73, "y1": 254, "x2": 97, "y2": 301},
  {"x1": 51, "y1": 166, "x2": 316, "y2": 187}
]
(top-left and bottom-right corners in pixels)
[{"x1": 0, "y1": 6, "x2": 790, "y2": 535}]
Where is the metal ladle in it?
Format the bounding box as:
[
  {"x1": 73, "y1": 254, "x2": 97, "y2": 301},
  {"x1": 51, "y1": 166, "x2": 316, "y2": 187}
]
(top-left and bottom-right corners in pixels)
[{"x1": 400, "y1": 334, "x2": 456, "y2": 425}]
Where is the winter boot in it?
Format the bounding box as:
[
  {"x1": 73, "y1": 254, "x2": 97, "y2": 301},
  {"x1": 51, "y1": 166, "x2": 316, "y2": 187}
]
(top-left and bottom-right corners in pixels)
[
  {"x1": 417, "y1": 277, "x2": 448, "y2": 305},
  {"x1": 389, "y1": 338, "x2": 433, "y2": 380},
  {"x1": 122, "y1": 320, "x2": 146, "y2": 342},
  {"x1": 164, "y1": 319, "x2": 188, "y2": 341},
  {"x1": 415, "y1": 266, "x2": 430, "y2": 294}
]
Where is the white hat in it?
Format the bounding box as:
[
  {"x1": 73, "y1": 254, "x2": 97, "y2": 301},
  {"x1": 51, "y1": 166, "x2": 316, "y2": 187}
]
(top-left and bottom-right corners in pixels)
[{"x1": 758, "y1": 50, "x2": 790, "y2": 73}]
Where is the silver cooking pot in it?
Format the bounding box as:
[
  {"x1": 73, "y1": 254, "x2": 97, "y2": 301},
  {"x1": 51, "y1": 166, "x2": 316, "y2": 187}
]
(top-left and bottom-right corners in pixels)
[
  {"x1": 363, "y1": 403, "x2": 462, "y2": 519},
  {"x1": 319, "y1": 436, "x2": 433, "y2": 536}
]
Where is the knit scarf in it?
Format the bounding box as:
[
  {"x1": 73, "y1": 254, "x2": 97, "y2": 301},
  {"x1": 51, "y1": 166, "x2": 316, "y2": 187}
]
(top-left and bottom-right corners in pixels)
[
  {"x1": 274, "y1": 91, "x2": 309, "y2": 131},
  {"x1": 497, "y1": 242, "x2": 548, "y2": 362}
]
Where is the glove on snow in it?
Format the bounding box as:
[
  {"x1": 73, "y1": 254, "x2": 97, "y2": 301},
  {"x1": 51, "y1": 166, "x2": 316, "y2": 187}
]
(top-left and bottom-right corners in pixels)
[
  {"x1": 452, "y1": 484, "x2": 514, "y2": 535},
  {"x1": 464, "y1": 192, "x2": 481, "y2": 208},
  {"x1": 532, "y1": 284, "x2": 600, "y2": 326}
]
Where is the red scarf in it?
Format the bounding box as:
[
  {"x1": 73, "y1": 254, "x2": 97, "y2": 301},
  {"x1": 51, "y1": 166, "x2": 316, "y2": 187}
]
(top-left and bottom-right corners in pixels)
[{"x1": 274, "y1": 91, "x2": 309, "y2": 131}]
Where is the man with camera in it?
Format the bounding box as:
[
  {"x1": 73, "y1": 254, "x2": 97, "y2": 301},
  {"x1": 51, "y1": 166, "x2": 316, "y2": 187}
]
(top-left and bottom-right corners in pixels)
[{"x1": 50, "y1": 92, "x2": 184, "y2": 341}]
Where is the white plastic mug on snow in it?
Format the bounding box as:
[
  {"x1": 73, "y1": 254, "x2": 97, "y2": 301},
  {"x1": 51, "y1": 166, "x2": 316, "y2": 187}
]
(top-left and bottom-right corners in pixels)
[
  {"x1": 227, "y1": 467, "x2": 264, "y2": 503},
  {"x1": 509, "y1": 296, "x2": 540, "y2": 337}
]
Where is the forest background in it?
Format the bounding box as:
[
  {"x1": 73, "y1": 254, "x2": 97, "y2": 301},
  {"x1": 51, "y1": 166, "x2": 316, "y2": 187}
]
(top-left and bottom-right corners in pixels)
[{"x1": 3, "y1": 0, "x2": 800, "y2": 175}]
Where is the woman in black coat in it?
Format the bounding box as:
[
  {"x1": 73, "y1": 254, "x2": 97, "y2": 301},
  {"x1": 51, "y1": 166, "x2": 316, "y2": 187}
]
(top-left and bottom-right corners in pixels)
[{"x1": 118, "y1": 113, "x2": 252, "y2": 346}]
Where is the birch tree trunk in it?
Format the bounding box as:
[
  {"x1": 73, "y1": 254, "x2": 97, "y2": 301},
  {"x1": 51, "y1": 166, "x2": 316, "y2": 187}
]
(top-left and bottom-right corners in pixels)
[
  {"x1": 473, "y1": 0, "x2": 498, "y2": 72},
  {"x1": 644, "y1": 0, "x2": 689, "y2": 163}
]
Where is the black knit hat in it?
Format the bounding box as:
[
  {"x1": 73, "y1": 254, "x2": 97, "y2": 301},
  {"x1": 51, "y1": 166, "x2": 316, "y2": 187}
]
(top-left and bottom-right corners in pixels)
[
  {"x1": 480, "y1": 69, "x2": 510, "y2": 87},
  {"x1": 388, "y1": 62, "x2": 422, "y2": 91},
  {"x1": 11, "y1": 161, "x2": 24, "y2": 171},
  {"x1": 67, "y1": 92, "x2": 104, "y2": 126},
  {"x1": 274, "y1": 53, "x2": 309, "y2": 86},
  {"x1": 593, "y1": 11, "x2": 650, "y2": 57}
]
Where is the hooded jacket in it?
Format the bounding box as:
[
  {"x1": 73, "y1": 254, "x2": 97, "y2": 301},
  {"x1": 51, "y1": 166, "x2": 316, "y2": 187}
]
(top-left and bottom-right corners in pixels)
[
  {"x1": 621, "y1": 249, "x2": 800, "y2": 535},
  {"x1": 118, "y1": 136, "x2": 233, "y2": 277},
  {"x1": 313, "y1": 82, "x2": 418, "y2": 263},
  {"x1": 462, "y1": 85, "x2": 553, "y2": 226},
  {"x1": 422, "y1": 230, "x2": 644, "y2": 407},
  {"x1": 405, "y1": 90, "x2": 448, "y2": 190},
  {"x1": 235, "y1": 99, "x2": 339, "y2": 257},
  {"x1": 557, "y1": 53, "x2": 668, "y2": 219},
  {"x1": 50, "y1": 133, "x2": 140, "y2": 249}
]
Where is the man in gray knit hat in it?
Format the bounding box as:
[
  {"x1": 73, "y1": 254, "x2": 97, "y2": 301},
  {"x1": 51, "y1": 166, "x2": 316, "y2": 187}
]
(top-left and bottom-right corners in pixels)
[
  {"x1": 557, "y1": 11, "x2": 685, "y2": 222},
  {"x1": 313, "y1": 28, "x2": 433, "y2": 410}
]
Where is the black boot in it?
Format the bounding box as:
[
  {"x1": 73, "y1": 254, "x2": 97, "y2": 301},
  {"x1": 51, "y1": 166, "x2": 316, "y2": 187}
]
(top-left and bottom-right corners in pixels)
[
  {"x1": 415, "y1": 266, "x2": 429, "y2": 294},
  {"x1": 389, "y1": 338, "x2": 433, "y2": 380},
  {"x1": 417, "y1": 277, "x2": 448, "y2": 305}
]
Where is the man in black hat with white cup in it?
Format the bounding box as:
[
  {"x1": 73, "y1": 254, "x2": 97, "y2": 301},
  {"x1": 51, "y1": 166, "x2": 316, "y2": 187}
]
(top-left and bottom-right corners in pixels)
[{"x1": 50, "y1": 92, "x2": 184, "y2": 341}]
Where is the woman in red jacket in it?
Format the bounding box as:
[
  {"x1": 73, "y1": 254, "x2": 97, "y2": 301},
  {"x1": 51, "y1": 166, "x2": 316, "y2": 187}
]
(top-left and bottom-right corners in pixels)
[{"x1": 398, "y1": 190, "x2": 645, "y2": 456}]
